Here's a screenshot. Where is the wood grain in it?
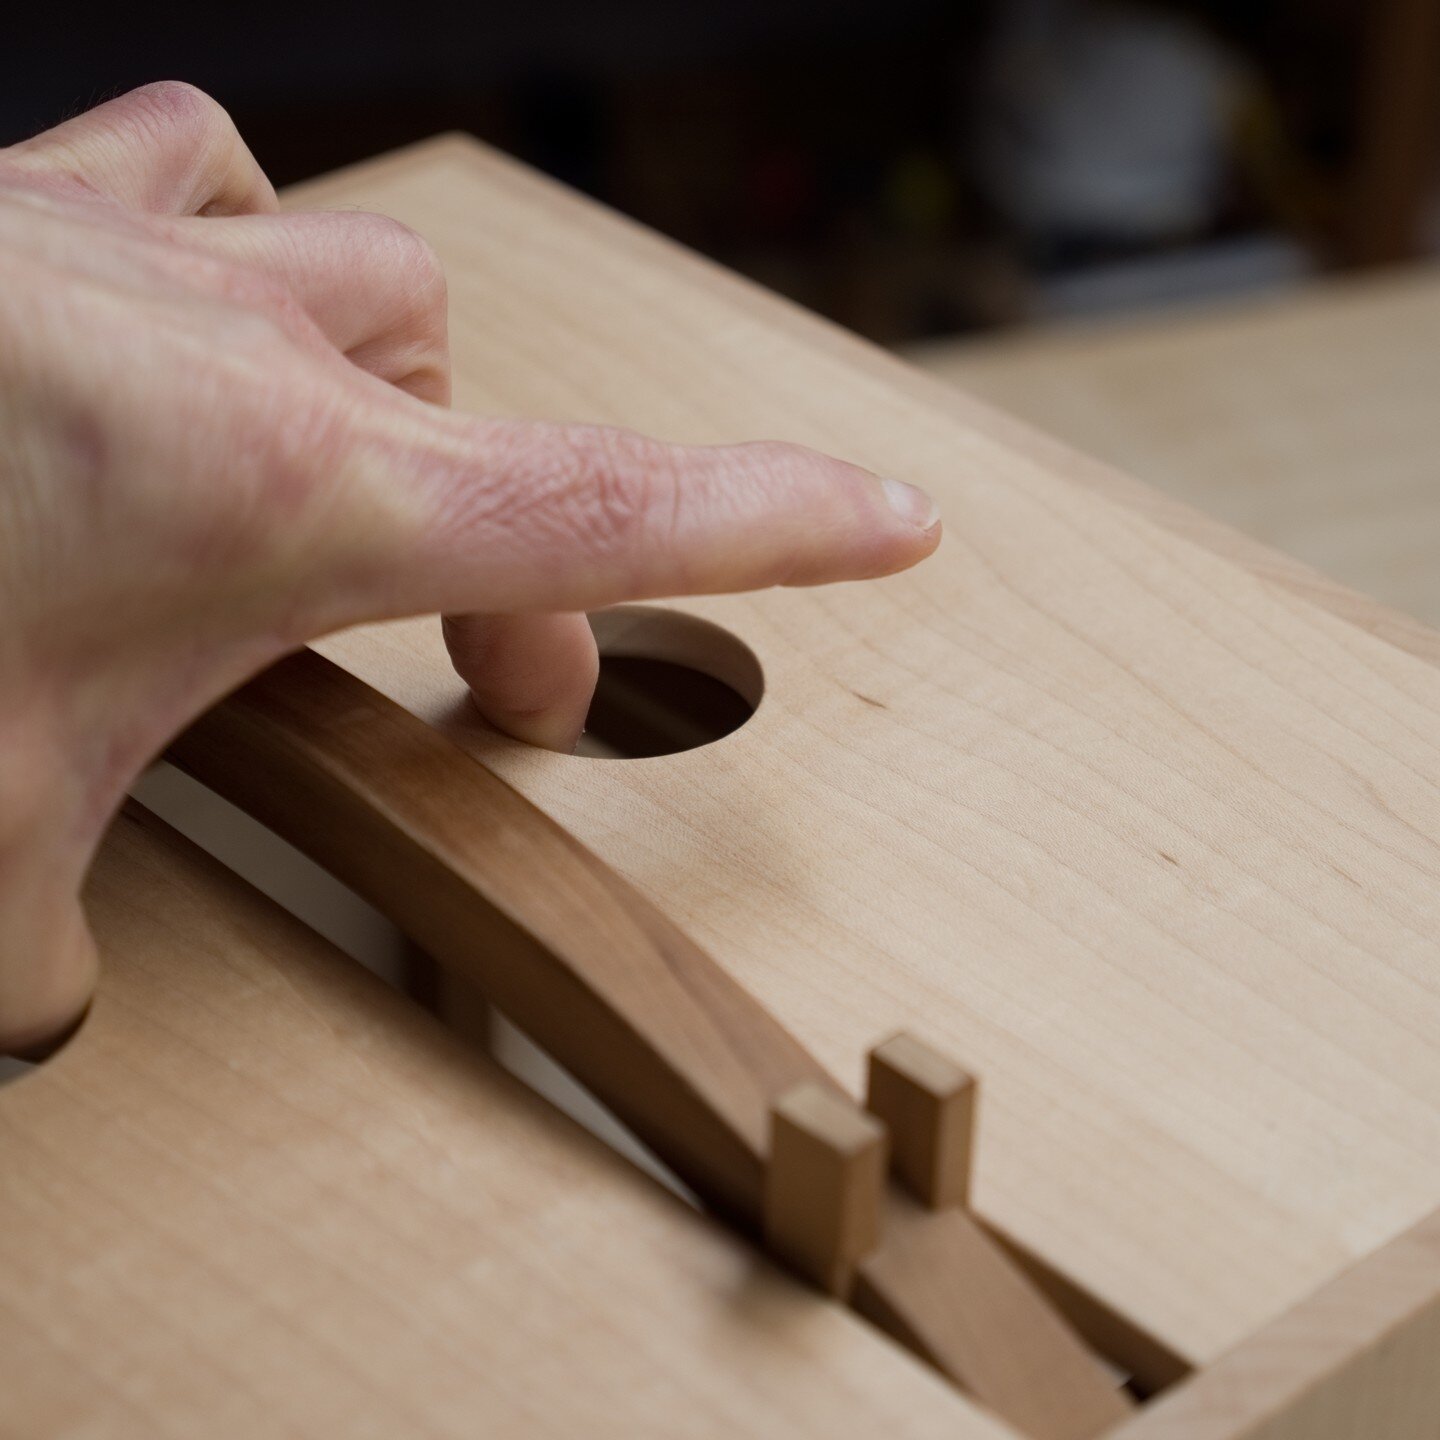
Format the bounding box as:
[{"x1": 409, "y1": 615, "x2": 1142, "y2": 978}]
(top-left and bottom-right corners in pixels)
[
  {"x1": 282, "y1": 137, "x2": 1440, "y2": 1384},
  {"x1": 169, "y1": 648, "x2": 1130, "y2": 1440},
  {"x1": 765, "y1": 1082, "x2": 887, "y2": 1296},
  {"x1": 0, "y1": 805, "x2": 1009, "y2": 1440},
  {"x1": 1112, "y1": 1206, "x2": 1440, "y2": 1440},
  {"x1": 867, "y1": 1033, "x2": 977, "y2": 1210}
]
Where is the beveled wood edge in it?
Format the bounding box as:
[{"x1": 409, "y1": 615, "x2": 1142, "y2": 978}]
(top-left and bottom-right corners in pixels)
[
  {"x1": 285, "y1": 133, "x2": 1440, "y2": 677},
  {"x1": 1107, "y1": 1204, "x2": 1440, "y2": 1439}
]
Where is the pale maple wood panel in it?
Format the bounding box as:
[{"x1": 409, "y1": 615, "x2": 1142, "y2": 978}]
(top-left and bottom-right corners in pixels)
[
  {"x1": 0, "y1": 806, "x2": 1004, "y2": 1440},
  {"x1": 1113, "y1": 1207, "x2": 1440, "y2": 1440},
  {"x1": 909, "y1": 271, "x2": 1440, "y2": 630},
  {"x1": 283, "y1": 137, "x2": 1440, "y2": 1379}
]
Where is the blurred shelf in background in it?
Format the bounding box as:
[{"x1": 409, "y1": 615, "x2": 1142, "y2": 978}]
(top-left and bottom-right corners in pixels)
[{"x1": 7, "y1": 0, "x2": 1440, "y2": 346}]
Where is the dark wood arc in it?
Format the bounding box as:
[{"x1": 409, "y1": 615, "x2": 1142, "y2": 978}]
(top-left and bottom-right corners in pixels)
[{"x1": 168, "y1": 648, "x2": 1129, "y2": 1440}]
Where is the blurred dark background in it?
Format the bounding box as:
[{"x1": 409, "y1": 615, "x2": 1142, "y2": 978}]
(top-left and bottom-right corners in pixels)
[{"x1": 5, "y1": 0, "x2": 1440, "y2": 344}]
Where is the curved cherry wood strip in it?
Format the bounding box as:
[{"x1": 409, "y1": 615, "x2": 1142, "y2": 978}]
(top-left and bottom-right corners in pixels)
[{"x1": 169, "y1": 649, "x2": 1129, "y2": 1440}]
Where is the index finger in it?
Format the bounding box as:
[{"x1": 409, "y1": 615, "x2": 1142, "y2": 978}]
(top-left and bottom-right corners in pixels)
[{"x1": 309, "y1": 394, "x2": 942, "y2": 631}]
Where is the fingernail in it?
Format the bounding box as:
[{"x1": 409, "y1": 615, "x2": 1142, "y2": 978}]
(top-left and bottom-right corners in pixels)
[{"x1": 880, "y1": 476, "x2": 941, "y2": 530}]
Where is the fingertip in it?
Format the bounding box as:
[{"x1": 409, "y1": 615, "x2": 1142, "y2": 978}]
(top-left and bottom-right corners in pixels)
[
  {"x1": 878, "y1": 476, "x2": 942, "y2": 532},
  {"x1": 837, "y1": 509, "x2": 943, "y2": 584},
  {"x1": 721, "y1": 441, "x2": 944, "y2": 584},
  {"x1": 892, "y1": 517, "x2": 944, "y2": 575},
  {"x1": 774, "y1": 460, "x2": 944, "y2": 587},
  {"x1": 476, "y1": 702, "x2": 589, "y2": 755},
  {"x1": 845, "y1": 467, "x2": 944, "y2": 579},
  {"x1": 443, "y1": 611, "x2": 599, "y2": 755}
]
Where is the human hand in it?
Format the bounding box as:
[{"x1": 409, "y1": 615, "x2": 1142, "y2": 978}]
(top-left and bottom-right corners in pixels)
[{"x1": 0, "y1": 82, "x2": 941, "y2": 1054}]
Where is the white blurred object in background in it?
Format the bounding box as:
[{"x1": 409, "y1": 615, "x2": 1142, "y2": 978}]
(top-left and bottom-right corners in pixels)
[{"x1": 978, "y1": 0, "x2": 1238, "y2": 242}]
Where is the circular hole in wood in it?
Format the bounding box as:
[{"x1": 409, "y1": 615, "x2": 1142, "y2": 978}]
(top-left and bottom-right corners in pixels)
[{"x1": 575, "y1": 606, "x2": 763, "y2": 760}]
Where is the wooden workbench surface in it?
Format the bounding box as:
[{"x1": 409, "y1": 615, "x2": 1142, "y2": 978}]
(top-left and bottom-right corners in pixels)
[
  {"x1": 909, "y1": 271, "x2": 1440, "y2": 629},
  {"x1": 277, "y1": 137, "x2": 1440, "y2": 1381}
]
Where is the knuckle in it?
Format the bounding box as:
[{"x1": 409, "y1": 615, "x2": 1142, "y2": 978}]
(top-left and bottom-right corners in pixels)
[
  {"x1": 364, "y1": 213, "x2": 448, "y2": 319},
  {"x1": 342, "y1": 212, "x2": 438, "y2": 274},
  {"x1": 708, "y1": 438, "x2": 852, "y2": 530},
  {"x1": 380, "y1": 216, "x2": 445, "y2": 283},
  {"x1": 123, "y1": 82, "x2": 262, "y2": 214},
  {"x1": 312, "y1": 212, "x2": 449, "y2": 390},
  {"x1": 413, "y1": 421, "x2": 682, "y2": 583},
  {"x1": 312, "y1": 212, "x2": 448, "y2": 361},
  {"x1": 126, "y1": 81, "x2": 236, "y2": 145}
]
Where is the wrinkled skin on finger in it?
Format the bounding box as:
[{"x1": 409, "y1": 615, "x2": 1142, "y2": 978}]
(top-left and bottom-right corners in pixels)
[{"x1": 0, "y1": 82, "x2": 942, "y2": 1053}]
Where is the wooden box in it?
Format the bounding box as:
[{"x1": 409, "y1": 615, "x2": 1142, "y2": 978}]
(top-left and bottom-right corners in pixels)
[{"x1": 4, "y1": 136, "x2": 1439, "y2": 1440}]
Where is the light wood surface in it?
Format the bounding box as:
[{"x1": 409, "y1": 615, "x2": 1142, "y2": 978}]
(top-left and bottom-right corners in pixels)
[
  {"x1": 0, "y1": 805, "x2": 1009, "y2": 1440},
  {"x1": 1113, "y1": 1206, "x2": 1440, "y2": 1440},
  {"x1": 909, "y1": 270, "x2": 1440, "y2": 631},
  {"x1": 169, "y1": 648, "x2": 1129, "y2": 1440},
  {"x1": 281, "y1": 137, "x2": 1440, "y2": 1385}
]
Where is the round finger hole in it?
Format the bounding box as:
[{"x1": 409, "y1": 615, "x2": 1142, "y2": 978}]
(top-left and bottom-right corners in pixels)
[{"x1": 576, "y1": 606, "x2": 763, "y2": 760}]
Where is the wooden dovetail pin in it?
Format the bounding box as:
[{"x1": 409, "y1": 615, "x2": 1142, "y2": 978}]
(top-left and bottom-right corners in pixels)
[
  {"x1": 866, "y1": 1033, "x2": 977, "y2": 1210},
  {"x1": 764, "y1": 1083, "x2": 888, "y2": 1297}
]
